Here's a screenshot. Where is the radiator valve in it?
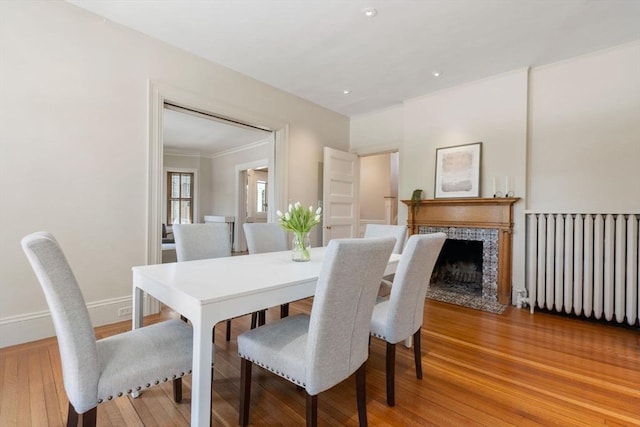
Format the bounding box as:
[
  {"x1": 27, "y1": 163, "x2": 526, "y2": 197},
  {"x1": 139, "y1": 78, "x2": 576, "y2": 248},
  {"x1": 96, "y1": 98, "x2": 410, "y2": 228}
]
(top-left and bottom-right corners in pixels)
[{"x1": 516, "y1": 289, "x2": 529, "y2": 309}]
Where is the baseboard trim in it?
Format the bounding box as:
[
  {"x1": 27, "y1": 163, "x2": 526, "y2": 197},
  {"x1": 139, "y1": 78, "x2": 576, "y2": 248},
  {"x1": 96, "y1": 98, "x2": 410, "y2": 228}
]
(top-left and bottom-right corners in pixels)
[{"x1": 0, "y1": 295, "x2": 158, "y2": 348}]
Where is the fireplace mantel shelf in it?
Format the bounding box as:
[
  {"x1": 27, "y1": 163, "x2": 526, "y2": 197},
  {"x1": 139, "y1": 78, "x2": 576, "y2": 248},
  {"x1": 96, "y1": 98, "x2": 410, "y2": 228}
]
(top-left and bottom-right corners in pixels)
[
  {"x1": 402, "y1": 197, "x2": 519, "y2": 230},
  {"x1": 402, "y1": 197, "x2": 520, "y2": 305}
]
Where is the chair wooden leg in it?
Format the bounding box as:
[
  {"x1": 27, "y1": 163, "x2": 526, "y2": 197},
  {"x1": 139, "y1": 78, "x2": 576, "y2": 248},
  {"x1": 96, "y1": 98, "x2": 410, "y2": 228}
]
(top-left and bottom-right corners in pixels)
[
  {"x1": 226, "y1": 319, "x2": 232, "y2": 341},
  {"x1": 67, "y1": 403, "x2": 97, "y2": 427},
  {"x1": 66, "y1": 402, "x2": 78, "y2": 427},
  {"x1": 172, "y1": 377, "x2": 183, "y2": 402},
  {"x1": 280, "y1": 303, "x2": 289, "y2": 318},
  {"x1": 239, "y1": 358, "x2": 253, "y2": 427},
  {"x1": 386, "y1": 342, "x2": 396, "y2": 407},
  {"x1": 356, "y1": 363, "x2": 368, "y2": 427},
  {"x1": 250, "y1": 312, "x2": 258, "y2": 329},
  {"x1": 305, "y1": 392, "x2": 318, "y2": 427},
  {"x1": 258, "y1": 310, "x2": 266, "y2": 326},
  {"x1": 80, "y1": 407, "x2": 97, "y2": 427},
  {"x1": 413, "y1": 329, "x2": 423, "y2": 380}
]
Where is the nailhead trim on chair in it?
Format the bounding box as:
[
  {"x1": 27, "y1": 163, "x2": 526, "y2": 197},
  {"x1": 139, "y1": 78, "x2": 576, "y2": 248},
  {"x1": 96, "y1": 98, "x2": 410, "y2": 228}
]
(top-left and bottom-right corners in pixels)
[
  {"x1": 95, "y1": 371, "x2": 190, "y2": 405},
  {"x1": 371, "y1": 332, "x2": 387, "y2": 340},
  {"x1": 239, "y1": 355, "x2": 306, "y2": 387}
]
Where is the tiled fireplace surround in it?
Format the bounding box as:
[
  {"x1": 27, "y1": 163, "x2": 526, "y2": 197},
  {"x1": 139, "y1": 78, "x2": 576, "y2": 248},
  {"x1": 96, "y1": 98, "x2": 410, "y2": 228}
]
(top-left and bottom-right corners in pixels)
[{"x1": 403, "y1": 198, "x2": 519, "y2": 307}]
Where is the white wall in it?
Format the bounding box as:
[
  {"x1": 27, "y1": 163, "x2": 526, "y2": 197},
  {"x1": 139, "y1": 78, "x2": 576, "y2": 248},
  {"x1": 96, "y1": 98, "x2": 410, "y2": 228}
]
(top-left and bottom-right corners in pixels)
[
  {"x1": 528, "y1": 43, "x2": 640, "y2": 212},
  {"x1": 210, "y1": 142, "x2": 271, "y2": 217},
  {"x1": 350, "y1": 105, "x2": 404, "y2": 154},
  {"x1": 0, "y1": 1, "x2": 349, "y2": 347},
  {"x1": 350, "y1": 42, "x2": 640, "y2": 303}
]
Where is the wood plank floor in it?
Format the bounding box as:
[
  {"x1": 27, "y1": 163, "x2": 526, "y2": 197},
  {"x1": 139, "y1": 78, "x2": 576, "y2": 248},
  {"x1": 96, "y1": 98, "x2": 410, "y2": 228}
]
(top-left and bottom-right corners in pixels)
[{"x1": 1, "y1": 299, "x2": 639, "y2": 426}]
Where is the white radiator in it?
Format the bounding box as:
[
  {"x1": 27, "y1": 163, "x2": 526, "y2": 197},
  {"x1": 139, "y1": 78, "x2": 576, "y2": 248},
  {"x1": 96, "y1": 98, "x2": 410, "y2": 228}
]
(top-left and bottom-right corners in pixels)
[{"x1": 526, "y1": 213, "x2": 639, "y2": 325}]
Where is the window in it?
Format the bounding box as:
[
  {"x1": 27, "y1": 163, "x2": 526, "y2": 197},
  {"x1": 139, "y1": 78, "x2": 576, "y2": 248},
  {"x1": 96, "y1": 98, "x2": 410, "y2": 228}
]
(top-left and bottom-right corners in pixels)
[
  {"x1": 256, "y1": 180, "x2": 267, "y2": 213},
  {"x1": 167, "y1": 172, "x2": 194, "y2": 224}
]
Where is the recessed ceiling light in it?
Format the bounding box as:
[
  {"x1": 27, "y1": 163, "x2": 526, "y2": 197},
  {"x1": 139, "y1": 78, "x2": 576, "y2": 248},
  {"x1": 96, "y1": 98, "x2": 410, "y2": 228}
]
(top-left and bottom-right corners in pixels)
[
  {"x1": 343, "y1": 90, "x2": 352, "y2": 95},
  {"x1": 432, "y1": 71, "x2": 441, "y2": 77},
  {"x1": 362, "y1": 8, "x2": 377, "y2": 18}
]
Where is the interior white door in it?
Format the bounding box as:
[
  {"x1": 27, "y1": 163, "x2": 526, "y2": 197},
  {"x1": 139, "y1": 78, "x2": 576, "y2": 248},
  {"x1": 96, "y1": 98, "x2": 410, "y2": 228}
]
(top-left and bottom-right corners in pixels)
[{"x1": 322, "y1": 147, "x2": 359, "y2": 245}]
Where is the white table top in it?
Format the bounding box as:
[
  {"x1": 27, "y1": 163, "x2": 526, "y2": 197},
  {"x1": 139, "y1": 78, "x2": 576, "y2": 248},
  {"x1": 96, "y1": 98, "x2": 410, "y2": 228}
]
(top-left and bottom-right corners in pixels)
[{"x1": 134, "y1": 247, "x2": 326, "y2": 304}]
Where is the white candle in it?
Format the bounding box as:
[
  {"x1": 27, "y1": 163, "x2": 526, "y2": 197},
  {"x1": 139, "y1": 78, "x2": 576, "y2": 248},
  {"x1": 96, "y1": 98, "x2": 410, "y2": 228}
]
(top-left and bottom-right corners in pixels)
[
  {"x1": 492, "y1": 177, "x2": 497, "y2": 195},
  {"x1": 505, "y1": 176, "x2": 510, "y2": 195}
]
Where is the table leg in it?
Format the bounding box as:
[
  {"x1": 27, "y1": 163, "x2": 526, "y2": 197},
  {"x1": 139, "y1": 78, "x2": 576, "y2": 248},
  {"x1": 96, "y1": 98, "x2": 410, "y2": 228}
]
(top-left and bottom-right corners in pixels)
[
  {"x1": 191, "y1": 321, "x2": 213, "y2": 426},
  {"x1": 133, "y1": 287, "x2": 144, "y2": 329},
  {"x1": 131, "y1": 287, "x2": 145, "y2": 399}
]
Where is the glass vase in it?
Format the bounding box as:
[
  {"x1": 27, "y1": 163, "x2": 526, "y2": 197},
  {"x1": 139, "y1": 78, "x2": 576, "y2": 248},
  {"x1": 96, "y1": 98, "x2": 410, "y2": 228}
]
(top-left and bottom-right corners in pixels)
[{"x1": 292, "y1": 231, "x2": 311, "y2": 262}]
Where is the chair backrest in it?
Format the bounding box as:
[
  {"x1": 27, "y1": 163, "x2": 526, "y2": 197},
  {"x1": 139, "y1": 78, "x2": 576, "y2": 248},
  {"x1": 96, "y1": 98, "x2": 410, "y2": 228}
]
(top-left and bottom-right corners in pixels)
[
  {"x1": 21, "y1": 232, "x2": 100, "y2": 412},
  {"x1": 305, "y1": 237, "x2": 395, "y2": 395},
  {"x1": 364, "y1": 224, "x2": 408, "y2": 254},
  {"x1": 384, "y1": 233, "x2": 447, "y2": 343},
  {"x1": 173, "y1": 223, "x2": 231, "y2": 261},
  {"x1": 243, "y1": 223, "x2": 288, "y2": 254}
]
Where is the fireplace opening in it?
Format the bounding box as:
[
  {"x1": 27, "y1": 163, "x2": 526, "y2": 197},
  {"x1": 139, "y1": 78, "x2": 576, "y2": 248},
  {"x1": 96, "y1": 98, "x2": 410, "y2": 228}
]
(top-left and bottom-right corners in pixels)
[{"x1": 430, "y1": 239, "x2": 483, "y2": 296}]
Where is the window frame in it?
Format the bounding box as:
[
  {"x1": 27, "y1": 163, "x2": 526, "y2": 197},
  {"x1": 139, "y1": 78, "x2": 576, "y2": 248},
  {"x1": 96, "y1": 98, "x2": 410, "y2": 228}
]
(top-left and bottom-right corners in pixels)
[{"x1": 163, "y1": 167, "x2": 198, "y2": 225}]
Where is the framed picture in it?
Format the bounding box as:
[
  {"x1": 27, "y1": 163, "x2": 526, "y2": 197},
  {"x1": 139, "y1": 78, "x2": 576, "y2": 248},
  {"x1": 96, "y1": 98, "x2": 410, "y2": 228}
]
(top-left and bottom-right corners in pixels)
[{"x1": 434, "y1": 142, "x2": 482, "y2": 198}]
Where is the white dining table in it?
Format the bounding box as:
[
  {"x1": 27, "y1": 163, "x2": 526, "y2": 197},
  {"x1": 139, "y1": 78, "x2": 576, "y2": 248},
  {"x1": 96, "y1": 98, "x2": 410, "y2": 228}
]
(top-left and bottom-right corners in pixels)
[{"x1": 132, "y1": 246, "x2": 400, "y2": 426}]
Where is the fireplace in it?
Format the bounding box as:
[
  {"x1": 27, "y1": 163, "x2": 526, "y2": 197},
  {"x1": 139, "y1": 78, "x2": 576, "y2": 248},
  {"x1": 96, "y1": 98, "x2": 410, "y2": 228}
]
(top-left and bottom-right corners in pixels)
[
  {"x1": 431, "y1": 239, "x2": 484, "y2": 296},
  {"x1": 402, "y1": 197, "x2": 518, "y2": 305},
  {"x1": 425, "y1": 226, "x2": 498, "y2": 301}
]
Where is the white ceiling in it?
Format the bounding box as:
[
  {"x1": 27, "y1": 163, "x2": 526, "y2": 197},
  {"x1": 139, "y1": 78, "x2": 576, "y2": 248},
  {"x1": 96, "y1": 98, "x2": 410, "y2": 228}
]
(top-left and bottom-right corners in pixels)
[
  {"x1": 162, "y1": 107, "x2": 271, "y2": 157},
  {"x1": 65, "y1": 0, "x2": 640, "y2": 118}
]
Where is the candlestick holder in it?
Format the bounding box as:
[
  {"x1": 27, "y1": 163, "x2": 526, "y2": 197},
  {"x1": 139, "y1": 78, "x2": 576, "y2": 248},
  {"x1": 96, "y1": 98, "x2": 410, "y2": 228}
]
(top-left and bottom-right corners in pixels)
[{"x1": 493, "y1": 191, "x2": 504, "y2": 198}]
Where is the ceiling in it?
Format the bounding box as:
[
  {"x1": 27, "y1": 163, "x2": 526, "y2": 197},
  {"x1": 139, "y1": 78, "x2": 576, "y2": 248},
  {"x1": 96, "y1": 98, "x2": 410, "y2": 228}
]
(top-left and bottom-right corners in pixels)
[
  {"x1": 65, "y1": 0, "x2": 640, "y2": 118},
  {"x1": 162, "y1": 107, "x2": 271, "y2": 157}
]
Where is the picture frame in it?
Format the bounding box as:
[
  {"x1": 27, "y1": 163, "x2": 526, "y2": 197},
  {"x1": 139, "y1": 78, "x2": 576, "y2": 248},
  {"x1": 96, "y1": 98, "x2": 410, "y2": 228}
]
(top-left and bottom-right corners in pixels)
[{"x1": 434, "y1": 142, "x2": 482, "y2": 198}]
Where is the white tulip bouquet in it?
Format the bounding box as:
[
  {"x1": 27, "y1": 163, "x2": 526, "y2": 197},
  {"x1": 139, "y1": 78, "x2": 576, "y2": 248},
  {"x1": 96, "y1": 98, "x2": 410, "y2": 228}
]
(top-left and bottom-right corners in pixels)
[{"x1": 277, "y1": 202, "x2": 322, "y2": 261}]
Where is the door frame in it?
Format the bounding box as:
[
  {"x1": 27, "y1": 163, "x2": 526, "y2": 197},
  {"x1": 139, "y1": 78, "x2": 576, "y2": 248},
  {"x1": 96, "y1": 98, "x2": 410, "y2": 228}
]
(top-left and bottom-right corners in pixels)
[{"x1": 149, "y1": 81, "x2": 288, "y2": 262}]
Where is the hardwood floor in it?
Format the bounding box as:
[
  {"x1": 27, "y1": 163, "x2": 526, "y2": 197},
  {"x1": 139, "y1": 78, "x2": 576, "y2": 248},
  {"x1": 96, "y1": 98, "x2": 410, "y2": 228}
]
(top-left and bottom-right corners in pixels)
[{"x1": 1, "y1": 299, "x2": 639, "y2": 426}]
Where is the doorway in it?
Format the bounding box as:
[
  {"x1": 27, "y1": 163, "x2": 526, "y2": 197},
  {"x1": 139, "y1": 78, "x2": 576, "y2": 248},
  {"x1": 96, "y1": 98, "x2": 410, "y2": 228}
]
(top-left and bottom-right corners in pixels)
[
  {"x1": 358, "y1": 151, "x2": 399, "y2": 235},
  {"x1": 235, "y1": 160, "x2": 269, "y2": 253},
  {"x1": 148, "y1": 82, "x2": 288, "y2": 266},
  {"x1": 322, "y1": 148, "x2": 399, "y2": 245}
]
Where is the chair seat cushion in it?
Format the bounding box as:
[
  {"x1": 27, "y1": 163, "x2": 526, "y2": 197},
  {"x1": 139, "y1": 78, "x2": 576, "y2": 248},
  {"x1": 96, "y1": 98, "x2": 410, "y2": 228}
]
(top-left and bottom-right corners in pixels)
[
  {"x1": 96, "y1": 319, "x2": 194, "y2": 402},
  {"x1": 237, "y1": 314, "x2": 309, "y2": 387},
  {"x1": 370, "y1": 296, "x2": 390, "y2": 341}
]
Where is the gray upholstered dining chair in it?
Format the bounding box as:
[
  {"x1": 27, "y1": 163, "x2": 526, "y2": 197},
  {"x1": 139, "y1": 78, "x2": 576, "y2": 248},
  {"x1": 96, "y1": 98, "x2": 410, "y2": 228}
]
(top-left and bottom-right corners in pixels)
[
  {"x1": 364, "y1": 224, "x2": 408, "y2": 290},
  {"x1": 173, "y1": 222, "x2": 239, "y2": 341},
  {"x1": 369, "y1": 232, "x2": 446, "y2": 406},
  {"x1": 21, "y1": 232, "x2": 194, "y2": 427},
  {"x1": 243, "y1": 222, "x2": 290, "y2": 322},
  {"x1": 173, "y1": 222, "x2": 231, "y2": 261},
  {"x1": 237, "y1": 237, "x2": 396, "y2": 427},
  {"x1": 363, "y1": 224, "x2": 407, "y2": 254}
]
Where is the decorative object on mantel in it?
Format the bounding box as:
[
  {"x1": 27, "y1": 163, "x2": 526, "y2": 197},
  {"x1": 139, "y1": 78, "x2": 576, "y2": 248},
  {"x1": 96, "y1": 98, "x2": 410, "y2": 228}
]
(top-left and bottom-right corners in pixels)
[
  {"x1": 277, "y1": 202, "x2": 322, "y2": 262},
  {"x1": 492, "y1": 176, "x2": 514, "y2": 198},
  {"x1": 434, "y1": 142, "x2": 482, "y2": 198},
  {"x1": 409, "y1": 188, "x2": 423, "y2": 220}
]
